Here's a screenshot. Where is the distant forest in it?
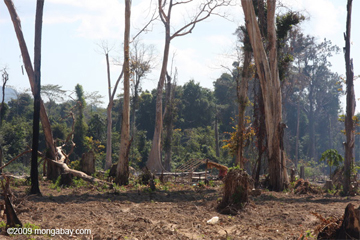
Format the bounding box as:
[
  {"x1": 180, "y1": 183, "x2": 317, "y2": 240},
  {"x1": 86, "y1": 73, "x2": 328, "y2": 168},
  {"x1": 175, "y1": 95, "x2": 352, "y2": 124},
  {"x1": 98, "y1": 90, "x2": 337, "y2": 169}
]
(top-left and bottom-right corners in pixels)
[{"x1": 1, "y1": 30, "x2": 358, "y2": 178}]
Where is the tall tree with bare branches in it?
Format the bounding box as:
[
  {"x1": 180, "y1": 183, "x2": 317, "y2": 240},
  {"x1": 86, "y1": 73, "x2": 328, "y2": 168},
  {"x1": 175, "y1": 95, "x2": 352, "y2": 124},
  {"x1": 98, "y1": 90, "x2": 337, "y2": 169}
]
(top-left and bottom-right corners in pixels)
[
  {"x1": 147, "y1": 0, "x2": 231, "y2": 172},
  {"x1": 241, "y1": 0, "x2": 289, "y2": 191},
  {"x1": 99, "y1": 41, "x2": 124, "y2": 170}
]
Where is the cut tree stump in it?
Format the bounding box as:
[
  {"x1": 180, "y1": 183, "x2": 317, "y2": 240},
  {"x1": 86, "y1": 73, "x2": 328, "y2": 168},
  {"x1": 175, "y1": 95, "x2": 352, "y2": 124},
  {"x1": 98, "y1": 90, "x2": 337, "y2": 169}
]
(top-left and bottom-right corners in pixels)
[
  {"x1": 217, "y1": 168, "x2": 251, "y2": 215},
  {"x1": 336, "y1": 203, "x2": 360, "y2": 239},
  {"x1": 290, "y1": 168, "x2": 296, "y2": 182},
  {"x1": 80, "y1": 151, "x2": 95, "y2": 175},
  {"x1": 323, "y1": 180, "x2": 333, "y2": 192},
  {"x1": 60, "y1": 173, "x2": 73, "y2": 187},
  {"x1": 300, "y1": 166, "x2": 305, "y2": 179},
  {"x1": 1, "y1": 176, "x2": 22, "y2": 231}
]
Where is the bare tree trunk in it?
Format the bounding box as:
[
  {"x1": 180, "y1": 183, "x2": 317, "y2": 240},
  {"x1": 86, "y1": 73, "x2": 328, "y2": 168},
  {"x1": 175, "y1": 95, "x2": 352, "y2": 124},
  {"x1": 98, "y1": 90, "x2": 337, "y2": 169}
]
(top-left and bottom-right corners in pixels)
[
  {"x1": 0, "y1": 70, "x2": 8, "y2": 175},
  {"x1": 344, "y1": 0, "x2": 355, "y2": 195},
  {"x1": 146, "y1": 28, "x2": 170, "y2": 173},
  {"x1": 254, "y1": 78, "x2": 266, "y2": 188},
  {"x1": 163, "y1": 73, "x2": 174, "y2": 171},
  {"x1": 115, "y1": 0, "x2": 131, "y2": 185},
  {"x1": 295, "y1": 97, "x2": 300, "y2": 168},
  {"x1": 0, "y1": 147, "x2": 2, "y2": 175},
  {"x1": 4, "y1": 0, "x2": 57, "y2": 162},
  {"x1": 236, "y1": 50, "x2": 251, "y2": 168},
  {"x1": 105, "y1": 53, "x2": 113, "y2": 170},
  {"x1": 105, "y1": 102, "x2": 113, "y2": 170},
  {"x1": 30, "y1": 0, "x2": 44, "y2": 195},
  {"x1": 308, "y1": 83, "x2": 316, "y2": 161},
  {"x1": 0, "y1": 69, "x2": 8, "y2": 128},
  {"x1": 241, "y1": 0, "x2": 288, "y2": 191},
  {"x1": 131, "y1": 77, "x2": 141, "y2": 138},
  {"x1": 215, "y1": 110, "x2": 220, "y2": 158}
]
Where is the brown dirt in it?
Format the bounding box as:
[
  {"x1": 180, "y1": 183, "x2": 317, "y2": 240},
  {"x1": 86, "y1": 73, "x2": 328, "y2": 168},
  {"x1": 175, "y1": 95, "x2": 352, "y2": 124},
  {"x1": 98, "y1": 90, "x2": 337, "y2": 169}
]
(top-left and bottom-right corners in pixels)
[{"x1": 0, "y1": 179, "x2": 358, "y2": 240}]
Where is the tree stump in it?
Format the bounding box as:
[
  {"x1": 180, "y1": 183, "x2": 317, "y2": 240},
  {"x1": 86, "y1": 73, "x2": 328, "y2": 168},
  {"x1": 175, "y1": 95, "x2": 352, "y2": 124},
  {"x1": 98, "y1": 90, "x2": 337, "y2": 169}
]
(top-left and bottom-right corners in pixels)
[
  {"x1": 290, "y1": 168, "x2": 296, "y2": 182},
  {"x1": 318, "y1": 203, "x2": 360, "y2": 239},
  {"x1": 300, "y1": 166, "x2": 305, "y2": 179},
  {"x1": 324, "y1": 180, "x2": 333, "y2": 192},
  {"x1": 1, "y1": 176, "x2": 22, "y2": 231},
  {"x1": 60, "y1": 173, "x2": 73, "y2": 186},
  {"x1": 80, "y1": 151, "x2": 95, "y2": 175},
  {"x1": 336, "y1": 203, "x2": 360, "y2": 239},
  {"x1": 217, "y1": 168, "x2": 250, "y2": 215}
]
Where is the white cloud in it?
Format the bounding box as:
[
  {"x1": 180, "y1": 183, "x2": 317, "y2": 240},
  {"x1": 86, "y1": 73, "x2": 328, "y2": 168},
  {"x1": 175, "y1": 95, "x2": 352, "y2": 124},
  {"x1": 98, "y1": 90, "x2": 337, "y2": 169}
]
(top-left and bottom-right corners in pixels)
[
  {"x1": 44, "y1": 0, "x2": 124, "y2": 39},
  {"x1": 281, "y1": 0, "x2": 345, "y2": 37},
  {"x1": 206, "y1": 34, "x2": 233, "y2": 47}
]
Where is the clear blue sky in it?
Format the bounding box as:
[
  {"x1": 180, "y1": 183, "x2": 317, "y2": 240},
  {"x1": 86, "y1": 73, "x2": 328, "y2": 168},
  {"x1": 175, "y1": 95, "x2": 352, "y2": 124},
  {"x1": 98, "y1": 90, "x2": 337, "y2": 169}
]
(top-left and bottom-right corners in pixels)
[{"x1": 0, "y1": 0, "x2": 359, "y2": 111}]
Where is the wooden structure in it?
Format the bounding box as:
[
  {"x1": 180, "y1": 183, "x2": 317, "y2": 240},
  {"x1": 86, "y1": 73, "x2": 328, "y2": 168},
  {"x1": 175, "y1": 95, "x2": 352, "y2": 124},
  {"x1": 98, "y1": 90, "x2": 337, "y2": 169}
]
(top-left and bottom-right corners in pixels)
[{"x1": 158, "y1": 159, "x2": 229, "y2": 183}]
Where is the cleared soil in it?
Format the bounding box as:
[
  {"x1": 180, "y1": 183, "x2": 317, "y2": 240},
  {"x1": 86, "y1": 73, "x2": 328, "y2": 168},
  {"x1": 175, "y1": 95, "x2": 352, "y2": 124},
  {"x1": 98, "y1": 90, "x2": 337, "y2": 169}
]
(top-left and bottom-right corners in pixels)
[{"x1": 0, "y1": 178, "x2": 357, "y2": 240}]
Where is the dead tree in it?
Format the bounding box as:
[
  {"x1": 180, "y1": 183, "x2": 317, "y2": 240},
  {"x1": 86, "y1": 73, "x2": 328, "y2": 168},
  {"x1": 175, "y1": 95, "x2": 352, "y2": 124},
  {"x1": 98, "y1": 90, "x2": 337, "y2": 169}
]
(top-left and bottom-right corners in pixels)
[
  {"x1": 115, "y1": 0, "x2": 132, "y2": 185},
  {"x1": 30, "y1": 0, "x2": 44, "y2": 195},
  {"x1": 0, "y1": 69, "x2": 9, "y2": 175},
  {"x1": 343, "y1": 0, "x2": 355, "y2": 195},
  {"x1": 147, "y1": 0, "x2": 231, "y2": 173}
]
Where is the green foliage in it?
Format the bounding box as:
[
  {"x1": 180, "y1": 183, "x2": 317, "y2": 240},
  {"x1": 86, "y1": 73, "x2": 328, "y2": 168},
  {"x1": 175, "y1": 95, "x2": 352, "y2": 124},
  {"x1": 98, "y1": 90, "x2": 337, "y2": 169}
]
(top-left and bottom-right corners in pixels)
[
  {"x1": 87, "y1": 113, "x2": 106, "y2": 141},
  {"x1": 319, "y1": 149, "x2": 343, "y2": 179},
  {"x1": 50, "y1": 176, "x2": 62, "y2": 190},
  {"x1": 72, "y1": 177, "x2": 88, "y2": 188},
  {"x1": 276, "y1": 12, "x2": 305, "y2": 41},
  {"x1": 73, "y1": 84, "x2": 88, "y2": 159},
  {"x1": 320, "y1": 149, "x2": 344, "y2": 168},
  {"x1": 69, "y1": 160, "x2": 81, "y2": 171}
]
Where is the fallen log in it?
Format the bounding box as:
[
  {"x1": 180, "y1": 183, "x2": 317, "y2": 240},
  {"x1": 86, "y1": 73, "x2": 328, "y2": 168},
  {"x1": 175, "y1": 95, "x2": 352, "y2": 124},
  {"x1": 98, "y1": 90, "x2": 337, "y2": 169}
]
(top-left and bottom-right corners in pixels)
[
  {"x1": 49, "y1": 160, "x2": 112, "y2": 188},
  {"x1": 46, "y1": 147, "x2": 113, "y2": 188}
]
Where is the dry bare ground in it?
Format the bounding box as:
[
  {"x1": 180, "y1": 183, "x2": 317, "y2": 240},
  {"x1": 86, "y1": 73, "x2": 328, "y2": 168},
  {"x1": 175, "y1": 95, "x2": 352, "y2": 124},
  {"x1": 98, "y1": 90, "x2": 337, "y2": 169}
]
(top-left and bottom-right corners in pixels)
[{"x1": 0, "y1": 179, "x2": 357, "y2": 239}]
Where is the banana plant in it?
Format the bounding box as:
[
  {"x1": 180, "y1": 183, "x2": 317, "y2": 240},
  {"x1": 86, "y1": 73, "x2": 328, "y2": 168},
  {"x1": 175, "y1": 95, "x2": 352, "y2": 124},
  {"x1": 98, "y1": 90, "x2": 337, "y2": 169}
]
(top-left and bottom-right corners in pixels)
[{"x1": 320, "y1": 149, "x2": 344, "y2": 180}]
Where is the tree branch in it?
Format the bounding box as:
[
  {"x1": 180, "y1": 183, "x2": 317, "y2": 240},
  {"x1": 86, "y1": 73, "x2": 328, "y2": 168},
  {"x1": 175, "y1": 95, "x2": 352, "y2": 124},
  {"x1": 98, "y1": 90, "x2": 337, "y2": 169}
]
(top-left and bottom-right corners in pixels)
[
  {"x1": 170, "y1": 0, "x2": 230, "y2": 39},
  {"x1": 173, "y1": 0, "x2": 193, "y2": 6}
]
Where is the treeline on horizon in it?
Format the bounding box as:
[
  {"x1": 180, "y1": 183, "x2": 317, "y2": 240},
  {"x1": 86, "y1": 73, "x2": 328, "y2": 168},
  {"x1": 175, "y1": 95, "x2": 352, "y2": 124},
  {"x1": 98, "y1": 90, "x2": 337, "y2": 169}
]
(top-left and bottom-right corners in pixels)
[{"x1": 0, "y1": 28, "x2": 356, "y2": 178}]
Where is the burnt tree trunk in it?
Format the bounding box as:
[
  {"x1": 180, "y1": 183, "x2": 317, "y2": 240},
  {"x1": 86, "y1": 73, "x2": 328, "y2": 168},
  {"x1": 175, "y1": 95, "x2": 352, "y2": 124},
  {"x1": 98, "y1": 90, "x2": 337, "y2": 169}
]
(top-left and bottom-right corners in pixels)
[
  {"x1": 30, "y1": 0, "x2": 45, "y2": 195},
  {"x1": 343, "y1": 0, "x2": 355, "y2": 195}
]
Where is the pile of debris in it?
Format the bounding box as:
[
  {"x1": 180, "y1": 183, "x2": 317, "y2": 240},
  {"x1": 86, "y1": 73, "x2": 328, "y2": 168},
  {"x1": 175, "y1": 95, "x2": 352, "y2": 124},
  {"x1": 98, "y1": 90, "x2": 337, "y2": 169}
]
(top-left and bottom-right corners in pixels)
[{"x1": 294, "y1": 179, "x2": 320, "y2": 194}]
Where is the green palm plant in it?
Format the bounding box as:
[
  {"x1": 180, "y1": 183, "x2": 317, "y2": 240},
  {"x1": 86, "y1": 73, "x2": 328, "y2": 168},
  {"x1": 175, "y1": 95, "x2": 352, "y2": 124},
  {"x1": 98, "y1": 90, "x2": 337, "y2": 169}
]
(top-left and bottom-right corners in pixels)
[{"x1": 319, "y1": 149, "x2": 344, "y2": 179}]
